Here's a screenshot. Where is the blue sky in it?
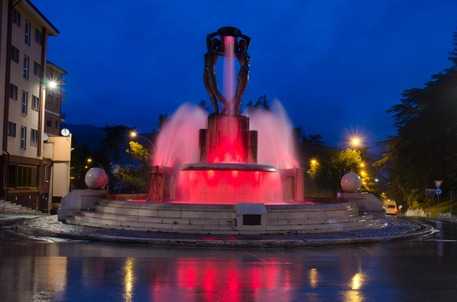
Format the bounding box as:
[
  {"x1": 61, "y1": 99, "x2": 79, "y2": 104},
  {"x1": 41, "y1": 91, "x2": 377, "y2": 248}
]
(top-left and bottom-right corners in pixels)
[{"x1": 35, "y1": 0, "x2": 457, "y2": 146}]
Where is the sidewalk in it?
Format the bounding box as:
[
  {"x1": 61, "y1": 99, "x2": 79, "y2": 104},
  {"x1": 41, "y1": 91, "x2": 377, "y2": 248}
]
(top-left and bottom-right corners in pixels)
[{"x1": 0, "y1": 200, "x2": 44, "y2": 227}]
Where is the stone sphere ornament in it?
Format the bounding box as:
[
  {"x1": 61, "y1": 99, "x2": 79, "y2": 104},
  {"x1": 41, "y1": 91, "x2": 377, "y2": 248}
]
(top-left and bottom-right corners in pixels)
[
  {"x1": 340, "y1": 172, "x2": 361, "y2": 193},
  {"x1": 85, "y1": 168, "x2": 108, "y2": 189}
]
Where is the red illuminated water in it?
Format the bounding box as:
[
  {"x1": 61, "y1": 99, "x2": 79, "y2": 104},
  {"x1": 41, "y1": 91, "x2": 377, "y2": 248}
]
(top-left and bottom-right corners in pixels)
[
  {"x1": 152, "y1": 104, "x2": 207, "y2": 167},
  {"x1": 176, "y1": 166, "x2": 283, "y2": 203},
  {"x1": 149, "y1": 36, "x2": 301, "y2": 204},
  {"x1": 206, "y1": 116, "x2": 247, "y2": 163},
  {"x1": 248, "y1": 101, "x2": 299, "y2": 169},
  {"x1": 223, "y1": 35, "x2": 236, "y2": 114}
]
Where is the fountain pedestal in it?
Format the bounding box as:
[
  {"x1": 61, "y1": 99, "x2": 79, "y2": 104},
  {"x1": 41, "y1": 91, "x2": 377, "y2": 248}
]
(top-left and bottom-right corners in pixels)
[{"x1": 199, "y1": 114, "x2": 257, "y2": 163}]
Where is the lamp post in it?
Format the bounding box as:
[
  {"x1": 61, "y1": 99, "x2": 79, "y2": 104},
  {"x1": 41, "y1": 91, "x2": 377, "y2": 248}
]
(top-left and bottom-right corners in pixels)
[
  {"x1": 47, "y1": 80, "x2": 59, "y2": 90},
  {"x1": 129, "y1": 130, "x2": 152, "y2": 146},
  {"x1": 348, "y1": 135, "x2": 363, "y2": 149}
]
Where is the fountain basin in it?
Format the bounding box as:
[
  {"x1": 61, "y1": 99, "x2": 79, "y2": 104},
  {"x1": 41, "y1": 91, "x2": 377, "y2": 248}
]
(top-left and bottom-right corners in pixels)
[
  {"x1": 182, "y1": 162, "x2": 277, "y2": 172},
  {"x1": 176, "y1": 162, "x2": 283, "y2": 203}
]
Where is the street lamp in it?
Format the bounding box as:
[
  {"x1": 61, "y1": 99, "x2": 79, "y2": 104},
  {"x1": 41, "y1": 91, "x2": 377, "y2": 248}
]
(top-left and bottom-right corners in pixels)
[
  {"x1": 47, "y1": 80, "x2": 59, "y2": 90},
  {"x1": 129, "y1": 130, "x2": 138, "y2": 139},
  {"x1": 129, "y1": 129, "x2": 152, "y2": 145},
  {"x1": 349, "y1": 135, "x2": 363, "y2": 148}
]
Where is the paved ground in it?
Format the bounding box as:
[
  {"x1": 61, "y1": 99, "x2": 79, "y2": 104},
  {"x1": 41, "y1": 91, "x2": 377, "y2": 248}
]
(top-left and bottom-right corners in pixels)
[{"x1": 0, "y1": 219, "x2": 456, "y2": 302}]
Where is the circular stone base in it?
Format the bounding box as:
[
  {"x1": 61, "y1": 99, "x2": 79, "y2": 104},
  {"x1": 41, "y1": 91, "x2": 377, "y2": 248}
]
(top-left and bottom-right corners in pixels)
[
  {"x1": 12, "y1": 199, "x2": 438, "y2": 247},
  {"x1": 17, "y1": 215, "x2": 436, "y2": 247},
  {"x1": 63, "y1": 200, "x2": 387, "y2": 235}
]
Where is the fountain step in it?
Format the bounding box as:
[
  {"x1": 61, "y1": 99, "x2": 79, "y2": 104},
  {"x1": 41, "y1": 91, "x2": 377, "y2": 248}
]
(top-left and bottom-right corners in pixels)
[
  {"x1": 71, "y1": 211, "x2": 382, "y2": 235},
  {"x1": 72, "y1": 214, "x2": 381, "y2": 234},
  {"x1": 67, "y1": 200, "x2": 385, "y2": 235},
  {"x1": 93, "y1": 204, "x2": 356, "y2": 223},
  {"x1": 82, "y1": 210, "x2": 363, "y2": 227},
  {"x1": 97, "y1": 200, "x2": 356, "y2": 214},
  {"x1": 81, "y1": 211, "x2": 235, "y2": 226},
  {"x1": 95, "y1": 206, "x2": 236, "y2": 219}
]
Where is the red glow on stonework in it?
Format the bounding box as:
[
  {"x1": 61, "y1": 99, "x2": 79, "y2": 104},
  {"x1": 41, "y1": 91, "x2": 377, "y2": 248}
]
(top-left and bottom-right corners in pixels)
[
  {"x1": 176, "y1": 169, "x2": 283, "y2": 203},
  {"x1": 207, "y1": 138, "x2": 247, "y2": 163},
  {"x1": 206, "y1": 116, "x2": 248, "y2": 163}
]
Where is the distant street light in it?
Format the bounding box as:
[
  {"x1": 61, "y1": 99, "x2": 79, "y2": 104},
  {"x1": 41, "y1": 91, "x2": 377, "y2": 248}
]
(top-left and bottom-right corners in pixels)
[
  {"x1": 47, "y1": 80, "x2": 59, "y2": 90},
  {"x1": 349, "y1": 135, "x2": 363, "y2": 148},
  {"x1": 310, "y1": 158, "x2": 319, "y2": 166},
  {"x1": 86, "y1": 158, "x2": 93, "y2": 164},
  {"x1": 129, "y1": 130, "x2": 138, "y2": 139},
  {"x1": 129, "y1": 129, "x2": 152, "y2": 145}
]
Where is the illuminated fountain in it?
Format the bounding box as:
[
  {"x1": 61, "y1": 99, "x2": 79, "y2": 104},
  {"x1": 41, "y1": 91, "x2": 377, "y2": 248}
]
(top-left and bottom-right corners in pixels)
[
  {"x1": 148, "y1": 26, "x2": 303, "y2": 204},
  {"x1": 60, "y1": 27, "x2": 395, "y2": 238}
]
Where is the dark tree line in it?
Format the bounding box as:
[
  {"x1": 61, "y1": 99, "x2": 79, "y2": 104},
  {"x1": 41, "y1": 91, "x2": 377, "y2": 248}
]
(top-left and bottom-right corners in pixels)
[
  {"x1": 71, "y1": 125, "x2": 156, "y2": 193},
  {"x1": 379, "y1": 31, "x2": 457, "y2": 207}
]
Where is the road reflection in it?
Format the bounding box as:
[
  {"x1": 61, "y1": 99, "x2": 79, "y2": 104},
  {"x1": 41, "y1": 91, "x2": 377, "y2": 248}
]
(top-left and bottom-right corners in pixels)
[
  {"x1": 124, "y1": 257, "x2": 135, "y2": 302},
  {"x1": 1, "y1": 221, "x2": 457, "y2": 301}
]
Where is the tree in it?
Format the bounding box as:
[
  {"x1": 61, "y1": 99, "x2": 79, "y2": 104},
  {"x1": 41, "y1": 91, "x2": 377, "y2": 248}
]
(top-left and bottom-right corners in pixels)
[
  {"x1": 246, "y1": 95, "x2": 270, "y2": 112},
  {"x1": 381, "y1": 31, "x2": 457, "y2": 206},
  {"x1": 315, "y1": 148, "x2": 364, "y2": 193},
  {"x1": 112, "y1": 141, "x2": 151, "y2": 193},
  {"x1": 70, "y1": 139, "x2": 92, "y2": 189},
  {"x1": 100, "y1": 125, "x2": 130, "y2": 164}
]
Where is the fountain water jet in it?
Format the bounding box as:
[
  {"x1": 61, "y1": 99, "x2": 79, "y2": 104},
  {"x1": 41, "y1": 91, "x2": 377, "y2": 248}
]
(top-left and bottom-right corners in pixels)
[
  {"x1": 148, "y1": 27, "x2": 304, "y2": 204},
  {"x1": 152, "y1": 104, "x2": 207, "y2": 167},
  {"x1": 223, "y1": 35, "x2": 236, "y2": 114},
  {"x1": 248, "y1": 101, "x2": 299, "y2": 170}
]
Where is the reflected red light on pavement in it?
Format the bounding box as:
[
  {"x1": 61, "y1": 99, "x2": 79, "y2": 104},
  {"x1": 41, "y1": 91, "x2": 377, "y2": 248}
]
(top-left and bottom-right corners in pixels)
[{"x1": 150, "y1": 257, "x2": 296, "y2": 302}]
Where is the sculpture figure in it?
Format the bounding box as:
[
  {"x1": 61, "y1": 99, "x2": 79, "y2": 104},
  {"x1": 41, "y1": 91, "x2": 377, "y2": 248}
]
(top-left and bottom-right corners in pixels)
[{"x1": 203, "y1": 26, "x2": 250, "y2": 115}]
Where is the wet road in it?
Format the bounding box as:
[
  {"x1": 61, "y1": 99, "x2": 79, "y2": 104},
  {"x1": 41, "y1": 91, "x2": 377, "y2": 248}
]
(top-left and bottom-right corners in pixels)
[{"x1": 0, "y1": 220, "x2": 456, "y2": 302}]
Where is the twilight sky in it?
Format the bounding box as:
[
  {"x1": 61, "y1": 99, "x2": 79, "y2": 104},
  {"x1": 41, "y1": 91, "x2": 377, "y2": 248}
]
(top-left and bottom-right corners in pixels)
[{"x1": 35, "y1": 0, "x2": 457, "y2": 146}]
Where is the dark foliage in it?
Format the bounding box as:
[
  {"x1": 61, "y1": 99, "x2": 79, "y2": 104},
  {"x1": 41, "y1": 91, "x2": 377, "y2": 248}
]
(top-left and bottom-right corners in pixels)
[{"x1": 382, "y1": 31, "x2": 457, "y2": 206}]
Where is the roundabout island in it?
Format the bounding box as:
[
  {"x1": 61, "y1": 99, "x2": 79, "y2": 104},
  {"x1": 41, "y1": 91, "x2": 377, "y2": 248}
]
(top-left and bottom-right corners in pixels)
[{"x1": 19, "y1": 27, "x2": 436, "y2": 247}]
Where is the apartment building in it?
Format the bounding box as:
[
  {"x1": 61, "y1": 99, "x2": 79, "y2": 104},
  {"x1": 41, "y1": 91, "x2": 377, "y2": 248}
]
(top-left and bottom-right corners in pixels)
[{"x1": 0, "y1": 0, "x2": 70, "y2": 212}]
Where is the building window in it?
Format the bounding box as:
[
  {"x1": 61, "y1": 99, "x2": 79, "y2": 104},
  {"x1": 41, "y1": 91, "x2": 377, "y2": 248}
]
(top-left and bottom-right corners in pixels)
[
  {"x1": 12, "y1": 9, "x2": 21, "y2": 26},
  {"x1": 33, "y1": 61, "x2": 42, "y2": 77},
  {"x1": 31, "y1": 129, "x2": 39, "y2": 146},
  {"x1": 7, "y1": 122, "x2": 16, "y2": 137},
  {"x1": 32, "y1": 95, "x2": 40, "y2": 111},
  {"x1": 25, "y1": 20, "x2": 32, "y2": 45},
  {"x1": 23, "y1": 55, "x2": 30, "y2": 80},
  {"x1": 21, "y1": 90, "x2": 28, "y2": 114},
  {"x1": 35, "y1": 28, "x2": 43, "y2": 44},
  {"x1": 20, "y1": 126, "x2": 27, "y2": 150},
  {"x1": 11, "y1": 45, "x2": 19, "y2": 63},
  {"x1": 7, "y1": 165, "x2": 38, "y2": 188},
  {"x1": 9, "y1": 84, "x2": 18, "y2": 100}
]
